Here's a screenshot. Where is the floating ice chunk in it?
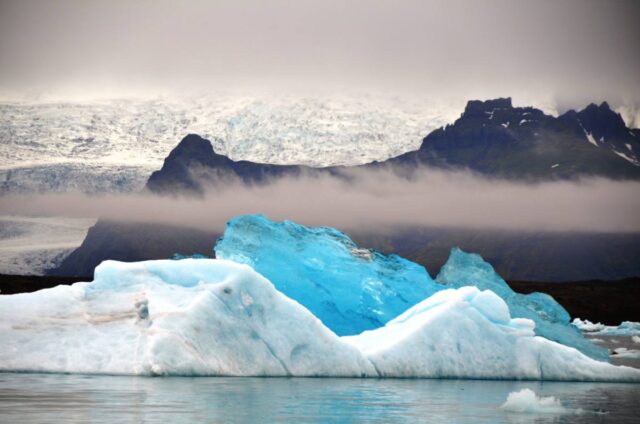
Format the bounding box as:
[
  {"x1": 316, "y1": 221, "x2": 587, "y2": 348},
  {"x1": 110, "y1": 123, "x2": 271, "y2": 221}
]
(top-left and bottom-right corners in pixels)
[
  {"x1": 551, "y1": 163, "x2": 559, "y2": 168},
  {"x1": 437, "y1": 248, "x2": 609, "y2": 361},
  {"x1": 633, "y1": 335, "x2": 640, "y2": 344},
  {"x1": 612, "y1": 348, "x2": 640, "y2": 359},
  {"x1": 215, "y1": 214, "x2": 438, "y2": 336},
  {"x1": 0, "y1": 259, "x2": 376, "y2": 376},
  {"x1": 500, "y1": 389, "x2": 578, "y2": 415},
  {"x1": 572, "y1": 318, "x2": 607, "y2": 332},
  {"x1": 573, "y1": 318, "x2": 640, "y2": 336}
]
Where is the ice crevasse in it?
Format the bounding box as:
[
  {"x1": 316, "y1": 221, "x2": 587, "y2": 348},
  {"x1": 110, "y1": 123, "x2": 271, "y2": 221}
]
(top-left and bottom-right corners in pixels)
[{"x1": 1, "y1": 257, "x2": 639, "y2": 381}]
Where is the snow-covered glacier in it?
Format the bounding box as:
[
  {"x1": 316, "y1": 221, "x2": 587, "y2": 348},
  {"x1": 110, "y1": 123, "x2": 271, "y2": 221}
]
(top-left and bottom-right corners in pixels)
[
  {"x1": 1, "y1": 258, "x2": 638, "y2": 381},
  {"x1": 215, "y1": 215, "x2": 608, "y2": 361},
  {"x1": 0, "y1": 94, "x2": 459, "y2": 194}
]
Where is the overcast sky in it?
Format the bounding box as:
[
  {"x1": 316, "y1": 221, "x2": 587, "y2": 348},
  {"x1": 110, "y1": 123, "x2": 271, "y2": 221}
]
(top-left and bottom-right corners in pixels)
[{"x1": 1, "y1": 0, "x2": 639, "y2": 108}]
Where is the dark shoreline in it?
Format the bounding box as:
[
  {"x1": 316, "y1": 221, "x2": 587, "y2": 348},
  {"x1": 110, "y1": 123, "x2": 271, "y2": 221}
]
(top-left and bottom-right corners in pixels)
[
  {"x1": 508, "y1": 277, "x2": 640, "y2": 325},
  {"x1": 1, "y1": 273, "x2": 638, "y2": 325}
]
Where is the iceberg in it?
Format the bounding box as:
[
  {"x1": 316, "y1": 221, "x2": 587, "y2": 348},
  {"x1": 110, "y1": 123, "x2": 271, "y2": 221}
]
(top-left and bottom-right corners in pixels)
[
  {"x1": 1, "y1": 258, "x2": 638, "y2": 381},
  {"x1": 499, "y1": 389, "x2": 579, "y2": 415},
  {"x1": 215, "y1": 215, "x2": 607, "y2": 361},
  {"x1": 215, "y1": 214, "x2": 438, "y2": 336},
  {"x1": 436, "y1": 248, "x2": 610, "y2": 361}
]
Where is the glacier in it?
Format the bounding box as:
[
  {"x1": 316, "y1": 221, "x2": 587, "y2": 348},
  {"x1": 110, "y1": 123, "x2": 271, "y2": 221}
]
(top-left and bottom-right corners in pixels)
[
  {"x1": 0, "y1": 94, "x2": 458, "y2": 194},
  {"x1": 215, "y1": 215, "x2": 608, "y2": 361},
  {"x1": 215, "y1": 214, "x2": 438, "y2": 336},
  {"x1": 1, "y1": 258, "x2": 639, "y2": 381}
]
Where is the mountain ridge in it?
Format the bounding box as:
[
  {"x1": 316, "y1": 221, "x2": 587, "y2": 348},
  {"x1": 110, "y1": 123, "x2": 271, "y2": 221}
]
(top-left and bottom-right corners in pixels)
[{"x1": 145, "y1": 98, "x2": 640, "y2": 194}]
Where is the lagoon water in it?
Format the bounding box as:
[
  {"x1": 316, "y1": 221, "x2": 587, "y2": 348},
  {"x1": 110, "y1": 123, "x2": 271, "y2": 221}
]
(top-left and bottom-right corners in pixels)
[{"x1": 1, "y1": 373, "x2": 639, "y2": 423}]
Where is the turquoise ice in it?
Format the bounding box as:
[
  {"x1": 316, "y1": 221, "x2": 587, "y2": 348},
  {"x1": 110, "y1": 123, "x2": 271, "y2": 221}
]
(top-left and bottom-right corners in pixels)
[
  {"x1": 214, "y1": 214, "x2": 439, "y2": 336},
  {"x1": 215, "y1": 215, "x2": 608, "y2": 361}
]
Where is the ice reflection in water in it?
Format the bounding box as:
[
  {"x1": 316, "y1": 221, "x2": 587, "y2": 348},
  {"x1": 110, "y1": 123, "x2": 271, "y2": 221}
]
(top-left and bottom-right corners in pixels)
[{"x1": 1, "y1": 373, "x2": 639, "y2": 423}]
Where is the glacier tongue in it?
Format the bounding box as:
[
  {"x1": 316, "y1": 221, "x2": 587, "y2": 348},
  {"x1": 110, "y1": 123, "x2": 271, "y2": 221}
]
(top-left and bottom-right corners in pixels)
[
  {"x1": 1, "y1": 258, "x2": 639, "y2": 381},
  {"x1": 215, "y1": 214, "x2": 439, "y2": 336}
]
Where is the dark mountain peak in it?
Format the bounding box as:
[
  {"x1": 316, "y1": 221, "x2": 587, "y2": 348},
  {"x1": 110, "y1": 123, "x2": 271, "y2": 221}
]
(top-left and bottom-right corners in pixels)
[
  {"x1": 169, "y1": 134, "x2": 215, "y2": 158},
  {"x1": 582, "y1": 101, "x2": 611, "y2": 112},
  {"x1": 146, "y1": 134, "x2": 236, "y2": 194},
  {"x1": 463, "y1": 98, "x2": 513, "y2": 117},
  {"x1": 574, "y1": 101, "x2": 628, "y2": 140},
  {"x1": 146, "y1": 134, "x2": 310, "y2": 195},
  {"x1": 163, "y1": 134, "x2": 234, "y2": 167}
]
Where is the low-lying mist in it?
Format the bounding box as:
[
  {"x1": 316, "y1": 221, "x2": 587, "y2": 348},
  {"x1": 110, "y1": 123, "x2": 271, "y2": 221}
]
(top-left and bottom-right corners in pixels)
[{"x1": 1, "y1": 168, "x2": 639, "y2": 234}]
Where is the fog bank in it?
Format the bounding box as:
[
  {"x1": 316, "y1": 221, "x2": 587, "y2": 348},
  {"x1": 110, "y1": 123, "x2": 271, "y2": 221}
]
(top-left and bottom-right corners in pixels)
[{"x1": 2, "y1": 169, "x2": 639, "y2": 233}]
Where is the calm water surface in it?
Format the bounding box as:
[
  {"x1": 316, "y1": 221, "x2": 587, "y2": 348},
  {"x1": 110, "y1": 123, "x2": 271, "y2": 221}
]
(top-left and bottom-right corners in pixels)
[{"x1": 0, "y1": 373, "x2": 639, "y2": 423}]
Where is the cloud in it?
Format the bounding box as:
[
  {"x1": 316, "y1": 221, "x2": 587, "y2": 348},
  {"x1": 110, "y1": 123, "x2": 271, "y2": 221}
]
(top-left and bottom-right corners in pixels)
[
  {"x1": 1, "y1": 168, "x2": 639, "y2": 233},
  {"x1": 0, "y1": 0, "x2": 639, "y2": 108}
]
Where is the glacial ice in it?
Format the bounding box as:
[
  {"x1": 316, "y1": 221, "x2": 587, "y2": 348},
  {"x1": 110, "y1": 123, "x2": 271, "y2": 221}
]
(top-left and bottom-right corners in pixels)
[
  {"x1": 572, "y1": 318, "x2": 640, "y2": 336},
  {"x1": 343, "y1": 286, "x2": 636, "y2": 380},
  {"x1": 500, "y1": 389, "x2": 577, "y2": 415},
  {"x1": 215, "y1": 215, "x2": 607, "y2": 361},
  {"x1": 0, "y1": 259, "x2": 375, "y2": 376},
  {"x1": 215, "y1": 214, "x2": 439, "y2": 336},
  {"x1": 436, "y1": 248, "x2": 610, "y2": 361},
  {"x1": 1, "y1": 258, "x2": 639, "y2": 381}
]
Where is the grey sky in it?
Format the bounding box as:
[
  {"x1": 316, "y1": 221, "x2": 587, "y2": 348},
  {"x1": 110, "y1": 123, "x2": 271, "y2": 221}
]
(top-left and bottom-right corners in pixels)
[{"x1": 1, "y1": 0, "x2": 639, "y2": 106}]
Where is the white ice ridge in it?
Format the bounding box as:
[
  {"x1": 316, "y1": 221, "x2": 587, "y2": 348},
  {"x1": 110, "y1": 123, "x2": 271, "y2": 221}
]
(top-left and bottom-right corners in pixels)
[
  {"x1": 572, "y1": 318, "x2": 640, "y2": 336},
  {"x1": 1, "y1": 259, "x2": 640, "y2": 381}
]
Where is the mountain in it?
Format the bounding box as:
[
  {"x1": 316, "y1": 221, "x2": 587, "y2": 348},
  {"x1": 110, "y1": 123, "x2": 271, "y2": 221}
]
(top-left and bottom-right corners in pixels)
[
  {"x1": 54, "y1": 220, "x2": 218, "y2": 277},
  {"x1": 378, "y1": 98, "x2": 640, "y2": 179},
  {"x1": 145, "y1": 98, "x2": 640, "y2": 195},
  {"x1": 50, "y1": 98, "x2": 640, "y2": 280},
  {"x1": 146, "y1": 134, "x2": 308, "y2": 194}
]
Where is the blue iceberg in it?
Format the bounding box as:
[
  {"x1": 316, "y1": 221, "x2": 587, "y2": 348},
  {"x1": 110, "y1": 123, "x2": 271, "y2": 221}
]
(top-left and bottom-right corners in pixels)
[
  {"x1": 1, "y1": 258, "x2": 638, "y2": 380},
  {"x1": 214, "y1": 214, "x2": 438, "y2": 336},
  {"x1": 215, "y1": 215, "x2": 608, "y2": 361},
  {"x1": 2, "y1": 214, "x2": 626, "y2": 379}
]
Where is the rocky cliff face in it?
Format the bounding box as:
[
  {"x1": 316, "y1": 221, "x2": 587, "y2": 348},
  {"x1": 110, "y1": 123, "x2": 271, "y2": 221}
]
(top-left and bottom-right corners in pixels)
[{"x1": 381, "y1": 97, "x2": 640, "y2": 178}]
